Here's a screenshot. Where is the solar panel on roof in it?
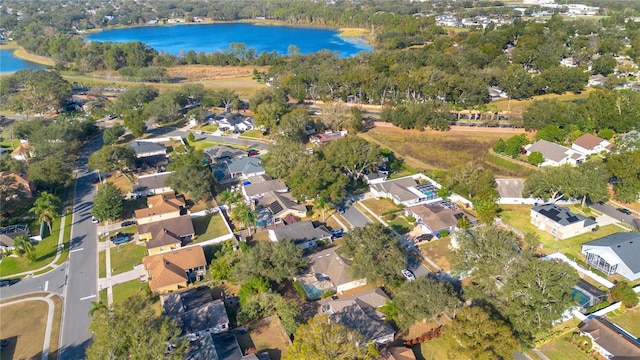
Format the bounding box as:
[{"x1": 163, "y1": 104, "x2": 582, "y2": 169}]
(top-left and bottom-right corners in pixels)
[{"x1": 267, "y1": 200, "x2": 283, "y2": 215}]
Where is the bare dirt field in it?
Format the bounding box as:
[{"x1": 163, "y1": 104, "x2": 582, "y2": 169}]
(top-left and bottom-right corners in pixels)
[{"x1": 165, "y1": 65, "x2": 268, "y2": 82}]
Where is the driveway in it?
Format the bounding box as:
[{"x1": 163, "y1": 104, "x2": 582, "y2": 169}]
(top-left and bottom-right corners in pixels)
[
  {"x1": 591, "y1": 202, "x2": 637, "y2": 225},
  {"x1": 341, "y1": 203, "x2": 372, "y2": 228}
]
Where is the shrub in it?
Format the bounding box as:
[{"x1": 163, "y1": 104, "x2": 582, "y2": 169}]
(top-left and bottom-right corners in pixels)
[
  {"x1": 293, "y1": 281, "x2": 308, "y2": 301},
  {"x1": 321, "y1": 290, "x2": 336, "y2": 299},
  {"x1": 438, "y1": 229, "x2": 450, "y2": 238},
  {"x1": 611, "y1": 281, "x2": 639, "y2": 308}
]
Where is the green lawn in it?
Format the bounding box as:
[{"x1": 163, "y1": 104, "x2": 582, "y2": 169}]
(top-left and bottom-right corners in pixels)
[
  {"x1": 607, "y1": 307, "x2": 640, "y2": 337},
  {"x1": 112, "y1": 279, "x2": 148, "y2": 304},
  {"x1": 0, "y1": 216, "x2": 65, "y2": 277},
  {"x1": 415, "y1": 334, "x2": 458, "y2": 360},
  {"x1": 109, "y1": 242, "x2": 146, "y2": 275},
  {"x1": 99, "y1": 289, "x2": 108, "y2": 305},
  {"x1": 0, "y1": 138, "x2": 20, "y2": 149},
  {"x1": 361, "y1": 198, "x2": 402, "y2": 216},
  {"x1": 239, "y1": 129, "x2": 267, "y2": 139},
  {"x1": 539, "y1": 336, "x2": 593, "y2": 360},
  {"x1": 98, "y1": 250, "x2": 106, "y2": 278},
  {"x1": 386, "y1": 214, "x2": 414, "y2": 234},
  {"x1": 199, "y1": 124, "x2": 219, "y2": 132},
  {"x1": 485, "y1": 153, "x2": 537, "y2": 177},
  {"x1": 192, "y1": 213, "x2": 230, "y2": 242},
  {"x1": 499, "y1": 205, "x2": 624, "y2": 259},
  {"x1": 187, "y1": 139, "x2": 249, "y2": 152}
]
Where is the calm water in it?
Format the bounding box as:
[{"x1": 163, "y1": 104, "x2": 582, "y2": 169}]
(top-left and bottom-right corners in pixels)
[
  {"x1": 0, "y1": 49, "x2": 47, "y2": 73},
  {"x1": 87, "y1": 23, "x2": 372, "y2": 57}
]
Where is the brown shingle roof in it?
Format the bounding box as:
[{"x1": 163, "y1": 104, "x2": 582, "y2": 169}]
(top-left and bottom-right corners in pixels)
[
  {"x1": 407, "y1": 204, "x2": 474, "y2": 232},
  {"x1": 573, "y1": 134, "x2": 606, "y2": 151},
  {"x1": 135, "y1": 193, "x2": 185, "y2": 219},
  {"x1": 143, "y1": 246, "x2": 206, "y2": 291},
  {"x1": 138, "y1": 215, "x2": 195, "y2": 250},
  {"x1": 579, "y1": 317, "x2": 640, "y2": 358}
]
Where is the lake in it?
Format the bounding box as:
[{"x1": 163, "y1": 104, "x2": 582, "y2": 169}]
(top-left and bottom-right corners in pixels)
[
  {"x1": 0, "y1": 49, "x2": 47, "y2": 73},
  {"x1": 86, "y1": 23, "x2": 372, "y2": 58}
]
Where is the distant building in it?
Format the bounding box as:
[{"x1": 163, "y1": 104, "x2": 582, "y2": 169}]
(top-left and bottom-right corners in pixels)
[
  {"x1": 525, "y1": 140, "x2": 586, "y2": 167},
  {"x1": 309, "y1": 130, "x2": 347, "y2": 146},
  {"x1": 571, "y1": 134, "x2": 612, "y2": 155},
  {"x1": 0, "y1": 172, "x2": 34, "y2": 200}
]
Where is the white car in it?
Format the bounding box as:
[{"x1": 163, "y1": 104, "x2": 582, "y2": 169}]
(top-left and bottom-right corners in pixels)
[
  {"x1": 401, "y1": 269, "x2": 415, "y2": 281},
  {"x1": 195, "y1": 130, "x2": 204, "y2": 135},
  {"x1": 91, "y1": 216, "x2": 99, "y2": 224}
]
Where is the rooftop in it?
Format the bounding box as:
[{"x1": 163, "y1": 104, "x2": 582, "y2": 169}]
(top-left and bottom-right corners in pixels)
[
  {"x1": 309, "y1": 247, "x2": 357, "y2": 288},
  {"x1": 142, "y1": 246, "x2": 207, "y2": 291},
  {"x1": 129, "y1": 141, "x2": 167, "y2": 156},
  {"x1": 371, "y1": 177, "x2": 422, "y2": 203},
  {"x1": 532, "y1": 204, "x2": 596, "y2": 227},
  {"x1": 582, "y1": 232, "x2": 640, "y2": 273},
  {"x1": 162, "y1": 288, "x2": 229, "y2": 336},
  {"x1": 527, "y1": 140, "x2": 576, "y2": 163},
  {"x1": 271, "y1": 220, "x2": 331, "y2": 244},
  {"x1": 135, "y1": 193, "x2": 185, "y2": 219},
  {"x1": 243, "y1": 175, "x2": 288, "y2": 198},
  {"x1": 135, "y1": 171, "x2": 173, "y2": 191},
  {"x1": 573, "y1": 134, "x2": 610, "y2": 151},
  {"x1": 226, "y1": 156, "x2": 264, "y2": 176},
  {"x1": 138, "y1": 215, "x2": 195, "y2": 250},
  {"x1": 204, "y1": 145, "x2": 245, "y2": 161},
  {"x1": 579, "y1": 317, "x2": 640, "y2": 358}
]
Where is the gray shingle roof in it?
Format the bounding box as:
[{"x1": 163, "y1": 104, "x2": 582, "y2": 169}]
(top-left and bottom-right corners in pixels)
[
  {"x1": 527, "y1": 140, "x2": 572, "y2": 163},
  {"x1": 271, "y1": 220, "x2": 331, "y2": 244},
  {"x1": 129, "y1": 141, "x2": 166, "y2": 156},
  {"x1": 135, "y1": 172, "x2": 172, "y2": 191},
  {"x1": 329, "y1": 301, "x2": 395, "y2": 343},
  {"x1": 226, "y1": 156, "x2": 264, "y2": 176},
  {"x1": 163, "y1": 288, "x2": 229, "y2": 336},
  {"x1": 532, "y1": 204, "x2": 596, "y2": 227},
  {"x1": 204, "y1": 145, "x2": 245, "y2": 161},
  {"x1": 582, "y1": 232, "x2": 640, "y2": 273},
  {"x1": 371, "y1": 177, "x2": 419, "y2": 202}
]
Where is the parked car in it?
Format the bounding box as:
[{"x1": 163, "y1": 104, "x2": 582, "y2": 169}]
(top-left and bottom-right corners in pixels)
[
  {"x1": 111, "y1": 232, "x2": 131, "y2": 245},
  {"x1": 401, "y1": 269, "x2": 416, "y2": 281},
  {"x1": 247, "y1": 149, "x2": 259, "y2": 156},
  {"x1": 416, "y1": 234, "x2": 434, "y2": 242},
  {"x1": 0, "y1": 278, "x2": 19, "y2": 287},
  {"x1": 195, "y1": 130, "x2": 204, "y2": 135},
  {"x1": 336, "y1": 206, "x2": 345, "y2": 214},
  {"x1": 617, "y1": 208, "x2": 632, "y2": 215},
  {"x1": 91, "y1": 216, "x2": 99, "y2": 224},
  {"x1": 331, "y1": 229, "x2": 344, "y2": 239},
  {"x1": 121, "y1": 220, "x2": 137, "y2": 227}
]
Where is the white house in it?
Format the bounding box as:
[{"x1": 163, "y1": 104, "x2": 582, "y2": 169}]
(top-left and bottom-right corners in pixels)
[
  {"x1": 530, "y1": 204, "x2": 597, "y2": 240},
  {"x1": 525, "y1": 140, "x2": 586, "y2": 167},
  {"x1": 581, "y1": 232, "x2": 640, "y2": 281},
  {"x1": 571, "y1": 134, "x2": 612, "y2": 155}
]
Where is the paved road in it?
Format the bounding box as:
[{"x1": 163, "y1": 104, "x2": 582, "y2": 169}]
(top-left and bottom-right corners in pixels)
[
  {"x1": 341, "y1": 203, "x2": 372, "y2": 228},
  {"x1": 0, "y1": 265, "x2": 67, "y2": 299},
  {"x1": 59, "y1": 137, "x2": 103, "y2": 359},
  {"x1": 591, "y1": 202, "x2": 638, "y2": 225},
  {"x1": 405, "y1": 252, "x2": 430, "y2": 278}
]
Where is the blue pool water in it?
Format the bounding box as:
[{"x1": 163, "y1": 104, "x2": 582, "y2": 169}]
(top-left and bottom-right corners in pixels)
[{"x1": 303, "y1": 284, "x2": 323, "y2": 299}]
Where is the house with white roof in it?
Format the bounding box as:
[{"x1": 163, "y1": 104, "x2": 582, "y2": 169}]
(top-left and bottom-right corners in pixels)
[
  {"x1": 525, "y1": 140, "x2": 586, "y2": 167},
  {"x1": 369, "y1": 174, "x2": 443, "y2": 206}
]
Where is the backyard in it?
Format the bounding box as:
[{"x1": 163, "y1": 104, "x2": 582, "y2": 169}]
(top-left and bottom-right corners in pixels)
[
  {"x1": 607, "y1": 306, "x2": 640, "y2": 338},
  {"x1": 235, "y1": 317, "x2": 291, "y2": 360},
  {"x1": 498, "y1": 204, "x2": 625, "y2": 259},
  {"x1": 192, "y1": 212, "x2": 231, "y2": 242},
  {"x1": 109, "y1": 242, "x2": 147, "y2": 275},
  {"x1": 418, "y1": 238, "x2": 452, "y2": 272}
]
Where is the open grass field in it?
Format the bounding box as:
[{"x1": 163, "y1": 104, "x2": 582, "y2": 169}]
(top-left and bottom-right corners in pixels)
[
  {"x1": 492, "y1": 88, "x2": 594, "y2": 113},
  {"x1": 359, "y1": 126, "x2": 523, "y2": 172},
  {"x1": 235, "y1": 317, "x2": 291, "y2": 360},
  {"x1": 109, "y1": 242, "x2": 146, "y2": 275},
  {"x1": 112, "y1": 279, "x2": 148, "y2": 304},
  {"x1": 192, "y1": 213, "x2": 230, "y2": 241},
  {"x1": 361, "y1": 198, "x2": 402, "y2": 216},
  {"x1": 0, "y1": 295, "x2": 62, "y2": 360},
  {"x1": 0, "y1": 215, "x2": 65, "y2": 277},
  {"x1": 607, "y1": 307, "x2": 640, "y2": 337},
  {"x1": 338, "y1": 27, "x2": 369, "y2": 37},
  {"x1": 499, "y1": 205, "x2": 624, "y2": 259}
]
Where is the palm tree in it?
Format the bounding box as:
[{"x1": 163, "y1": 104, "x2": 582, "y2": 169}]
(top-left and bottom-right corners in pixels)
[
  {"x1": 88, "y1": 301, "x2": 108, "y2": 316},
  {"x1": 219, "y1": 189, "x2": 241, "y2": 207},
  {"x1": 314, "y1": 196, "x2": 332, "y2": 222},
  {"x1": 13, "y1": 234, "x2": 36, "y2": 262},
  {"x1": 231, "y1": 202, "x2": 256, "y2": 235},
  {"x1": 30, "y1": 191, "x2": 61, "y2": 234}
]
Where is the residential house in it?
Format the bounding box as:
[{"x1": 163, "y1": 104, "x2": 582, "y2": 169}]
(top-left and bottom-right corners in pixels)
[
  {"x1": 615, "y1": 130, "x2": 640, "y2": 153},
  {"x1": 370, "y1": 175, "x2": 442, "y2": 206},
  {"x1": 226, "y1": 156, "x2": 265, "y2": 179},
  {"x1": 138, "y1": 215, "x2": 195, "y2": 255},
  {"x1": 242, "y1": 175, "x2": 288, "y2": 200},
  {"x1": 530, "y1": 204, "x2": 597, "y2": 240},
  {"x1": 268, "y1": 220, "x2": 332, "y2": 248},
  {"x1": 524, "y1": 140, "x2": 586, "y2": 167},
  {"x1": 162, "y1": 287, "x2": 229, "y2": 337},
  {"x1": 571, "y1": 134, "x2": 612, "y2": 155},
  {"x1": 363, "y1": 171, "x2": 388, "y2": 185},
  {"x1": 488, "y1": 86, "x2": 508, "y2": 101},
  {"x1": 254, "y1": 191, "x2": 307, "y2": 226},
  {"x1": 578, "y1": 317, "x2": 640, "y2": 359},
  {"x1": 588, "y1": 74, "x2": 607, "y2": 87},
  {"x1": 212, "y1": 112, "x2": 254, "y2": 132},
  {"x1": 204, "y1": 145, "x2": 245, "y2": 163},
  {"x1": 560, "y1": 57, "x2": 578, "y2": 67},
  {"x1": 142, "y1": 246, "x2": 207, "y2": 294},
  {"x1": 0, "y1": 224, "x2": 29, "y2": 253},
  {"x1": 129, "y1": 141, "x2": 167, "y2": 158},
  {"x1": 309, "y1": 130, "x2": 347, "y2": 146},
  {"x1": 186, "y1": 332, "x2": 271, "y2": 360},
  {"x1": 132, "y1": 171, "x2": 173, "y2": 197},
  {"x1": 0, "y1": 172, "x2": 34, "y2": 200},
  {"x1": 135, "y1": 193, "x2": 186, "y2": 225},
  {"x1": 320, "y1": 287, "x2": 395, "y2": 345},
  {"x1": 405, "y1": 201, "x2": 477, "y2": 235},
  {"x1": 379, "y1": 346, "x2": 417, "y2": 360},
  {"x1": 581, "y1": 232, "x2": 640, "y2": 281},
  {"x1": 10, "y1": 142, "x2": 34, "y2": 161},
  {"x1": 299, "y1": 247, "x2": 367, "y2": 297}
]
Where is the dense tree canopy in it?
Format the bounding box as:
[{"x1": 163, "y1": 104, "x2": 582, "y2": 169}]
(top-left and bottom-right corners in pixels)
[
  {"x1": 233, "y1": 239, "x2": 308, "y2": 283},
  {"x1": 92, "y1": 182, "x2": 123, "y2": 222},
  {"x1": 392, "y1": 277, "x2": 460, "y2": 329},
  {"x1": 340, "y1": 223, "x2": 407, "y2": 285}
]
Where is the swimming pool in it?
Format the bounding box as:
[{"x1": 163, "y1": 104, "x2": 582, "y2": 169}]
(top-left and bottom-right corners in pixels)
[
  {"x1": 416, "y1": 183, "x2": 438, "y2": 200},
  {"x1": 303, "y1": 284, "x2": 323, "y2": 299}
]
